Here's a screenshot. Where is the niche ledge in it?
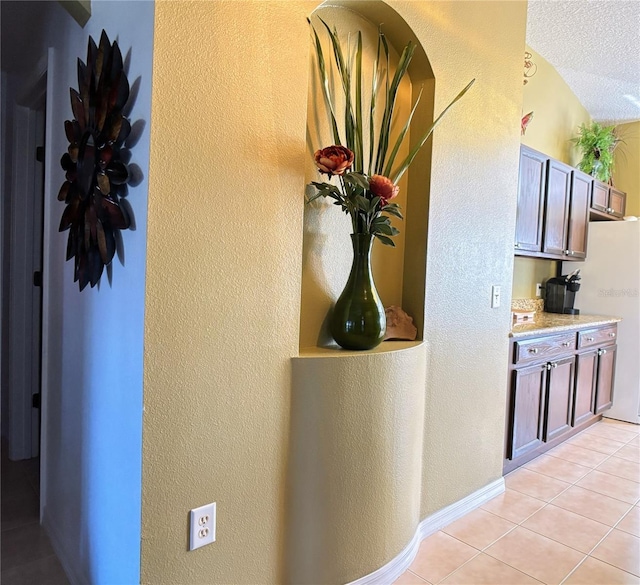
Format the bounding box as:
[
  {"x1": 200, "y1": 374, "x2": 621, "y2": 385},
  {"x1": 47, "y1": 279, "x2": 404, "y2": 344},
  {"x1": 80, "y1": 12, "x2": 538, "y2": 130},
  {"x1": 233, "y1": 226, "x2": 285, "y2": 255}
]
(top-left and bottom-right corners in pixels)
[{"x1": 298, "y1": 339, "x2": 423, "y2": 358}]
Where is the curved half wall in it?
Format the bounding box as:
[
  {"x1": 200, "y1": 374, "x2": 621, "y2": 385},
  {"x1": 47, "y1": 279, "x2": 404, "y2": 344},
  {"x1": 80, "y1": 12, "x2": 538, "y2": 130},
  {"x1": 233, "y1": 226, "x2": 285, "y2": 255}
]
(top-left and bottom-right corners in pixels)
[{"x1": 288, "y1": 342, "x2": 427, "y2": 584}]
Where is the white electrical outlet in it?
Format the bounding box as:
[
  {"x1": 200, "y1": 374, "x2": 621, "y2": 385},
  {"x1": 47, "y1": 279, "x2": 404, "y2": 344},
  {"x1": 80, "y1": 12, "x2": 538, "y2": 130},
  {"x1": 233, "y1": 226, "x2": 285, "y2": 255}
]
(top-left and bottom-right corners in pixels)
[
  {"x1": 536, "y1": 283, "x2": 543, "y2": 298},
  {"x1": 491, "y1": 285, "x2": 501, "y2": 308},
  {"x1": 189, "y1": 502, "x2": 216, "y2": 551}
]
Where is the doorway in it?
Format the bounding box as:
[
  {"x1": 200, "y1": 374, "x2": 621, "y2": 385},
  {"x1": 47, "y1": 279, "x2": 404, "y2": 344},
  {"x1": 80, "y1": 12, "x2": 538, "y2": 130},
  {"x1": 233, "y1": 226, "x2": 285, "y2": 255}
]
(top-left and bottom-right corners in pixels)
[{"x1": 4, "y1": 71, "x2": 47, "y2": 463}]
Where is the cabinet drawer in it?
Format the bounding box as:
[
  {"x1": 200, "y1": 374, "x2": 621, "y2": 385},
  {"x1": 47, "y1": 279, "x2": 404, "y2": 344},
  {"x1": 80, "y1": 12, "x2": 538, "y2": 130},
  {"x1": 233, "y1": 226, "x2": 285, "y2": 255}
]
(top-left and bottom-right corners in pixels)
[
  {"x1": 578, "y1": 325, "x2": 618, "y2": 349},
  {"x1": 514, "y1": 333, "x2": 576, "y2": 365}
]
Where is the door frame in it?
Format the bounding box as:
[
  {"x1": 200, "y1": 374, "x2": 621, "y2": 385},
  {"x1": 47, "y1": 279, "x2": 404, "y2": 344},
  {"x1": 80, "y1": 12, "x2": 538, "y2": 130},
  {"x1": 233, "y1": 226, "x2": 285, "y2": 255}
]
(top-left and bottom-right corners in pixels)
[
  {"x1": 40, "y1": 47, "x2": 56, "y2": 520},
  {"x1": 8, "y1": 78, "x2": 46, "y2": 461},
  {"x1": 6, "y1": 50, "x2": 54, "y2": 508}
]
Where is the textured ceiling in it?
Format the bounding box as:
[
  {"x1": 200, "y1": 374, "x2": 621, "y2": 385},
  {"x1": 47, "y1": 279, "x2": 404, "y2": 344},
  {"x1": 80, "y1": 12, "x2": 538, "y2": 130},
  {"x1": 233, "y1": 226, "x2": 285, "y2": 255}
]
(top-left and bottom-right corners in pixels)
[{"x1": 527, "y1": 0, "x2": 640, "y2": 124}]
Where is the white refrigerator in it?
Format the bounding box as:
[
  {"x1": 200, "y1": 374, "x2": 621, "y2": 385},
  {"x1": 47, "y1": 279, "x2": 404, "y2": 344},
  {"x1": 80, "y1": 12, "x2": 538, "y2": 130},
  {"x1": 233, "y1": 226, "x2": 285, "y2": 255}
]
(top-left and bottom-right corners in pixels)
[{"x1": 565, "y1": 220, "x2": 640, "y2": 424}]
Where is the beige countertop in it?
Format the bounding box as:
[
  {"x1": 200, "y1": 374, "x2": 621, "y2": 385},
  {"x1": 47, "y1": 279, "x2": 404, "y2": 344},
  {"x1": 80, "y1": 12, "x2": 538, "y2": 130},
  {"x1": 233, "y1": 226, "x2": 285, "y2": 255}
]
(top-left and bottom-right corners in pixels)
[{"x1": 510, "y1": 312, "x2": 622, "y2": 338}]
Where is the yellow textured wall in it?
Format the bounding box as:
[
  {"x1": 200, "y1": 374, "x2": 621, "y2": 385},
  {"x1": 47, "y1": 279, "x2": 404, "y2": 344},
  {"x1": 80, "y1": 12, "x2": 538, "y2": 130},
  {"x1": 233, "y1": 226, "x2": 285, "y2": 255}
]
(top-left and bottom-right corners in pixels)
[
  {"x1": 392, "y1": 0, "x2": 526, "y2": 518},
  {"x1": 521, "y1": 46, "x2": 591, "y2": 165},
  {"x1": 511, "y1": 257, "x2": 554, "y2": 299},
  {"x1": 614, "y1": 121, "x2": 640, "y2": 216},
  {"x1": 142, "y1": 1, "x2": 526, "y2": 583},
  {"x1": 513, "y1": 45, "x2": 592, "y2": 299},
  {"x1": 143, "y1": 2, "x2": 312, "y2": 583}
]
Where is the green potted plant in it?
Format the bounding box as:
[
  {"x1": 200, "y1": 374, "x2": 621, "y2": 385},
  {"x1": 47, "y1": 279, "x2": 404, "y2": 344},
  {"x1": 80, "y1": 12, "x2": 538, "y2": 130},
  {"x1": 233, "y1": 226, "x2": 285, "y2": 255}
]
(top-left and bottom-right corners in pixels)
[{"x1": 572, "y1": 122, "x2": 622, "y2": 183}]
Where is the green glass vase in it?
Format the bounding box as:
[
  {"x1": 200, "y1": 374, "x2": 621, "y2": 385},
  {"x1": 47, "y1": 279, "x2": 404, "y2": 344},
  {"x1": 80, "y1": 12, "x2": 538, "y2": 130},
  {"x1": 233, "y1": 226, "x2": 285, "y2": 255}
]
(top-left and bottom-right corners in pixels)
[{"x1": 330, "y1": 234, "x2": 386, "y2": 350}]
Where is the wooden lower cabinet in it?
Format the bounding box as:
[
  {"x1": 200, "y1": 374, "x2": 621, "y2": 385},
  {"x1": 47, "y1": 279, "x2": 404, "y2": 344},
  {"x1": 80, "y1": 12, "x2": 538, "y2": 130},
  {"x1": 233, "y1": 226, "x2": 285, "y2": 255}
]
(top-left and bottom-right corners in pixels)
[
  {"x1": 505, "y1": 323, "x2": 618, "y2": 473},
  {"x1": 574, "y1": 351, "x2": 597, "y2": 426},
  {"x1": 595, "y1": 346, "x2": 616, "y2": 413},
  {"x1": 543, "y1": 356, "x2": 575, "y2": 442},
  {"x1": 509, "y1": 364, "x2": 546, "y2": 460}
]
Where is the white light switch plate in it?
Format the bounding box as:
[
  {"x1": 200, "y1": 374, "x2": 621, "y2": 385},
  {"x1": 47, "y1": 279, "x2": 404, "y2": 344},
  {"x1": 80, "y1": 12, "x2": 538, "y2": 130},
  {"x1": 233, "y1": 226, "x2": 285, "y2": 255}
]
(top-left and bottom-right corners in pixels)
[{"x1": 491, "y1": 285, "x2": 501, "y2": 308}]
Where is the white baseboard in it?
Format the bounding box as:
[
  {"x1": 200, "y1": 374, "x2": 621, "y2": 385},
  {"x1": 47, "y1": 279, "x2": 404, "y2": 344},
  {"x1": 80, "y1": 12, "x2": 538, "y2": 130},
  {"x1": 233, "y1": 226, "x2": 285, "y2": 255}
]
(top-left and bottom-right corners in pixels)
[
  {"x1": 42, "y1": 509, "x2": 90, "y2": 585},
  {"x1": 347, "y1": 477, "x2": 505, "y2": 585}
]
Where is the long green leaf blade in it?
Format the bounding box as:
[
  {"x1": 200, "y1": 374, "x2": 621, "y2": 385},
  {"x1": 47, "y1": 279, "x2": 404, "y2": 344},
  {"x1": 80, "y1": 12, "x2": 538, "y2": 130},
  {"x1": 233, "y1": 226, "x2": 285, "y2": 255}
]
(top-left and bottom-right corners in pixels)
[
  {"x1": 383, "y1": 86, "x2": 423, "y2": 178},
  {"x1": 319, "y1": 18, "x2": 357, "y2": 157},
  {"x1": 375, "y1": 42, "x2": 416, "y2": 174},
  {"x1": 368, "y1": 32, "x2": 383, "y2": 175},
  {"x1": 308, "y1": 20, "x2": 341, "y2": 144},
  {"x1": 355, "y1": 31, "x2": 364, "y2": 173},
  {"x1": 391, "y1": 78, "x2": 476, "y2": 184}
]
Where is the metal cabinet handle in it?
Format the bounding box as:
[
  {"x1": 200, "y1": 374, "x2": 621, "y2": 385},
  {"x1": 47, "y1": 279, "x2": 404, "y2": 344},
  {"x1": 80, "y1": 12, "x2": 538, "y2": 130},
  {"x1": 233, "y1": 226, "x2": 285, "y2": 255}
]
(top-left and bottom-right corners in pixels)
[
  {"x1": 609, "y1": 332, "x2": 616, "y2": 338},
  {"x1": 514, "y1": 242, "x2": 520, "y2": 249},
  {"x1": 561, "y1": 342, "x2": 571, "y2": 347},
  {"x1": 528, "y1": 348, "x2": 539, "y2": 354},
  {"x1": 598, "y1": 349, "x2": 608, "y2": 356},
  {"x1": 551, "y1": 362, "x2": 558, "y2": 368},
  {"x1": 545, "y1": 363, "x2": 552, "y2": 371},
  {"x1": 586, "y1": 337, "x2": 594, "y2": 342}
]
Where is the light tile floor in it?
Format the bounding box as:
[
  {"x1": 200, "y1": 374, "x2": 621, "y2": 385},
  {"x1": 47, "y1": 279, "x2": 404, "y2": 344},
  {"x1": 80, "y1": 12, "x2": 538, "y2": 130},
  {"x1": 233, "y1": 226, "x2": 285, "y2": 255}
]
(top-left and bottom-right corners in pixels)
[
  {"x1": 395, "y1": 419, "x2": 640, "y2": 585},
  {"x1": 1, "y1": 445, "x2": 69, "y2": 585}
]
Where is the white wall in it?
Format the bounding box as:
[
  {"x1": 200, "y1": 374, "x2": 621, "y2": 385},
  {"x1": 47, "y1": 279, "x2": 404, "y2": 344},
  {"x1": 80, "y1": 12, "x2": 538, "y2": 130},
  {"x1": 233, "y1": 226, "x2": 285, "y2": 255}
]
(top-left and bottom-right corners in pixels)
[{"x1": 1, "y1": 1, "x2": 154, "y2": 582}]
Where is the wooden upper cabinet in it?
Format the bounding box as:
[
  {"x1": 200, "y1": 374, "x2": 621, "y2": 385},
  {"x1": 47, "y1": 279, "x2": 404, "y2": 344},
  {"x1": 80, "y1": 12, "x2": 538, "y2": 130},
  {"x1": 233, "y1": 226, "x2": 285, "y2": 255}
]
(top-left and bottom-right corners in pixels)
[
  {"x1": 543, "y1": 160, "x2": 572, "y2": 256},
  {"x1": 515, "y1": 146, "x2": 547, "y2": 253},
  {"x1": 566, "y1": 171, "x2": 591, "y2": 259},
  {"x1": 590, "y1": 181, "x2": 626, "y2": 220},
  {"x1": 514, "y1": 146, "x2": 627, "y2": 260},
  {"x1": 608, "y1": 188, "x2": 626, "y2": 218},
  {"x1": 591, "y1": 181, "x2": 609, "y2": 212}
]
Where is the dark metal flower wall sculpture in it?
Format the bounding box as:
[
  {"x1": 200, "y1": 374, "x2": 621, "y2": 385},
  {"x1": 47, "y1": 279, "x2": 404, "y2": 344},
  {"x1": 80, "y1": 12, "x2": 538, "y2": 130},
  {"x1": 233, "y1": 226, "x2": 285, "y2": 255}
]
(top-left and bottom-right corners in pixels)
[{"x1": 58, "y1": 30, "x2": 132, "y2": 291}]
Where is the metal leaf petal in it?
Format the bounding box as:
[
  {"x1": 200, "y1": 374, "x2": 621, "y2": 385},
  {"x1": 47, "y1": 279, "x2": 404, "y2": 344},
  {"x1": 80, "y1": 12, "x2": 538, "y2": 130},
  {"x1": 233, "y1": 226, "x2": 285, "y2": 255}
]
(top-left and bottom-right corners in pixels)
[
  {"x1": 70, "y1": 89, "x2": 85, "y2": 130},
  {"x1": 101, "y1": 197, "x2": 129, "y2": 230},
  {"x1": 58, "y1": 181, "x2": 70, "y2": 202},
  {"x1": 96, "y1": 219, "x2": 108, "y2": 264},
  {"x1": 59, "y1": 198, "x2": 80, "y2": 231},
  {"x1": 65, "y1": 120, "x2": 77, "y2": 144},
  {"x1": 97, "y1": 173, "x2": 111, "y2": 195},
  {"x1": 106, "y1": 161, "x2": 128, "y2": 185},
  {"x1": 116, "y1": 118, "x2": 131, "y2": 146}
]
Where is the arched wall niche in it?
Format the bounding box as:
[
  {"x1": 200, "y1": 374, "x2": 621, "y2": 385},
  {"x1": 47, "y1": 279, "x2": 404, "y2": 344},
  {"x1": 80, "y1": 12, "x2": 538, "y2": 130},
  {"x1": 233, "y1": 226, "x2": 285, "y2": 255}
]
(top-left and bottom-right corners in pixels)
[
  {"x1": 288, "y1": 3, "x2": 434, "y2": 583},
  {"x1": 299, "y1": 0, "x2": 435, "y2": 350}
]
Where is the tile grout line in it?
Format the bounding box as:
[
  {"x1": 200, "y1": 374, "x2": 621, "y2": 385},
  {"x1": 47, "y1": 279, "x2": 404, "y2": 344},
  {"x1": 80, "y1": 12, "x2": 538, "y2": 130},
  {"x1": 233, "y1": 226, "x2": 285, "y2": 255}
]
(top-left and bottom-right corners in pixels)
[
  {"x1": 516, "y1": 422, "x2": 639, "y2": 583},
  {"x1": 482, "y1": 422, "x2": 638, "y2": 583},
  {"x1": 406, "y1": 569, "x2": 431, "y2": 584},
  {"x1": 544, "y1": 422, "x2": 638, "y2": 578},
  {"x1": 558, "y1": 499, "x2": 640, "y2": 584},
  {"x1": 401, "y1": 422, "x2": 638, "y2": 585},
  {"x1": 441, "y1": 528, "x2": 547, "y2": 585},
  {"x1": 515, "y1": 441, "x2": 638, "y2": 509}
]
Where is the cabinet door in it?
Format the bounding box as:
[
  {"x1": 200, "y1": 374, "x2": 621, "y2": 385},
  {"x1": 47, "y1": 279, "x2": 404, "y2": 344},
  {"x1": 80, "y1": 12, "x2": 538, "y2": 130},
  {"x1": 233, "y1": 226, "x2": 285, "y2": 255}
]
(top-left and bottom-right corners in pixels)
[
  {"x1": 515, "y1": 147, "x2": 547, "y2": 253},
  {"x1": 591, "y1": 181, "x2": 609, "y2": 212},
  {"x1": 574, "y1": 351, "x2": 597, "y2": 426},
  {"x1": 609, "y1": 188, "x2": 626, "y2": 218},
  {"x1": 595, "y1": 346, "x2": 617, "y2": 414},
  {"x1": 543, "y1": 356, "x2": 575, "y2": 442},
  {"x1": 566, "y1": 171, "x2": 591, "y2": 259},
  {"x1": 509, "y1": 364, "x2": 546, "y2": 459},
  {"x1": 543, "y1": 160, "x2": 571, "y2": 256}
]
